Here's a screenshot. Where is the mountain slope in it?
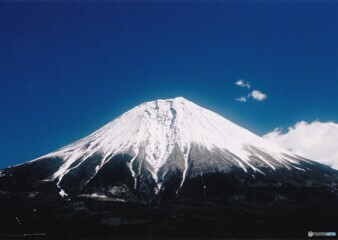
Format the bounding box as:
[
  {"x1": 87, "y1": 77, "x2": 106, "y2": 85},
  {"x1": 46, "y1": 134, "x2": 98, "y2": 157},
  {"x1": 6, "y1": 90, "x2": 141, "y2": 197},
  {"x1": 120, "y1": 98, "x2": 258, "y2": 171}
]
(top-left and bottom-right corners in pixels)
[
  {"x1": 1, "y1": 97, "x2": 338, "y2": 239},
  {"x1": 0, "y1": 97, "x2": 337, "y2": 201}
]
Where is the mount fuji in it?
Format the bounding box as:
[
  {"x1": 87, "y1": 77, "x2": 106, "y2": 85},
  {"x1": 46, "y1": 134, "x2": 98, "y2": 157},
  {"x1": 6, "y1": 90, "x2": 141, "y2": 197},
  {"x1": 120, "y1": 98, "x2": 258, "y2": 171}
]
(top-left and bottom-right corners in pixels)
[{"x1": 0, "y1": 97, "x2": 337, "y2": 238}]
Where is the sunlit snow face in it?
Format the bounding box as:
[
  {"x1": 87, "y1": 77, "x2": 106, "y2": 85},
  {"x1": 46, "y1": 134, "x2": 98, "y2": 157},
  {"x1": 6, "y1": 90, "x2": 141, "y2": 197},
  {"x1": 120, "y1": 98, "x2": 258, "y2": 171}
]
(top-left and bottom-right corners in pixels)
[{"x1": 37, "y1": 97, "x2": 303, "y2": 193}]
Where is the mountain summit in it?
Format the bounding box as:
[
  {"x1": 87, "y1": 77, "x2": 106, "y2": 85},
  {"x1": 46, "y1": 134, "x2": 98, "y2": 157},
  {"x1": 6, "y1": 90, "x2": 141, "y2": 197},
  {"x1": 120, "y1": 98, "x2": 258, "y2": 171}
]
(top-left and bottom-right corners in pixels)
[
  {"x1": 0, "y1": 97, "x2": 336, "y2": 201},
  {"x1": 1, "y1": 97, "x2": 338, "y2": 238}
]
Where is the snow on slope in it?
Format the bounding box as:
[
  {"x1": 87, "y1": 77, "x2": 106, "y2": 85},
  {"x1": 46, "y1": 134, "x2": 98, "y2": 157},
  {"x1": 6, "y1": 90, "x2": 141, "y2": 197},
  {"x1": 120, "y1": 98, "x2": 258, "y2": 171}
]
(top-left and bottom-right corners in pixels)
[{"x1": 31, "y1": 97, "x2": 307, "y2": 196}]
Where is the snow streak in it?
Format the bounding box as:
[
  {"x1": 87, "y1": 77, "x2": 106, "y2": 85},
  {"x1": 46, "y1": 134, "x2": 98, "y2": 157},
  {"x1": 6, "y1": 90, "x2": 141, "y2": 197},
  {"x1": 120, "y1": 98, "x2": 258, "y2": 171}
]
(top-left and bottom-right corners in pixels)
[{"x1": 29, "y1": 97, "x2": 306, "y2": 196}]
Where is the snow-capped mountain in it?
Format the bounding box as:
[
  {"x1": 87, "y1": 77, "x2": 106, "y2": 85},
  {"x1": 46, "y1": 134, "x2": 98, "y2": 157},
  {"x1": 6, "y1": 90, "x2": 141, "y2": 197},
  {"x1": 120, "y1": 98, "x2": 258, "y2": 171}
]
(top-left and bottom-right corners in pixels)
[
  {"x1": 0, "y1": 97, "x2": 337, "y2": 202},
  {"x1": 1, "y1": 97, "x2": 338, "y2": 239}
]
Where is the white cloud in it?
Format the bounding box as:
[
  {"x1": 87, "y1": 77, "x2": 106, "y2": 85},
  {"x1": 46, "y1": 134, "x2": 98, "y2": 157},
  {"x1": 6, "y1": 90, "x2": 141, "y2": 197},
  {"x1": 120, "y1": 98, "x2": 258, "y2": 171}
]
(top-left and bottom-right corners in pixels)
[
  {"x1": 263, "y1": 121, "x2": 338, "y2": 170},
  {"x1": 235, "y1": 96, "x2": 247, "y2": 102},
  {"x1": 235, "y1": 79, "x2": 251, "y2": 89},
  {"x1": 234, "y1": 80, "x2": 267, "y2": 103},
  {"x1": 250, "y1": 90, "x2": 267, "y2": 101}
]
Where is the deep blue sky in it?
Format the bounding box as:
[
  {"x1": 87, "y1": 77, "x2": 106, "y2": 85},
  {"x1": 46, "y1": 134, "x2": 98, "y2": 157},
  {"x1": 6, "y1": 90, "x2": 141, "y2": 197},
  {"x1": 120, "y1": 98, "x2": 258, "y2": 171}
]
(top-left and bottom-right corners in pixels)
[{"x1": 0, "y1": 1, "x2": 337, "y2": 168}]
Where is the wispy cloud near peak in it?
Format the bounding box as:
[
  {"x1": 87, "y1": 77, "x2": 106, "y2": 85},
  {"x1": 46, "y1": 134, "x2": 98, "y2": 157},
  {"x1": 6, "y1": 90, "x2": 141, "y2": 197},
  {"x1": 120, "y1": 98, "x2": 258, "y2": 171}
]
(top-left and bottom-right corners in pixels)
[
  {"x1": 235, "y1": 79, "x2": 251, "y2": 89},
  {"x1": 250, "y1": 90, "x2": 267, "y2": 101},
  {"x1": 235, "y1": 96, "x2": 247, "y2": 102}
]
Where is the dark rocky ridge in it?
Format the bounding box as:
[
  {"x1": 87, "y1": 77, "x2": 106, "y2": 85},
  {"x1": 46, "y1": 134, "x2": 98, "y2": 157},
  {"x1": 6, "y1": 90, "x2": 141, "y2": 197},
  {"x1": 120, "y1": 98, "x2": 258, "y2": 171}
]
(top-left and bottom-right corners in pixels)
[
  {"x1": 0, "y1": 150, "x2": 338, "y2": 239},
  {"x1": 1, "y1": 144, "x2": 337, "y2": 202}
]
